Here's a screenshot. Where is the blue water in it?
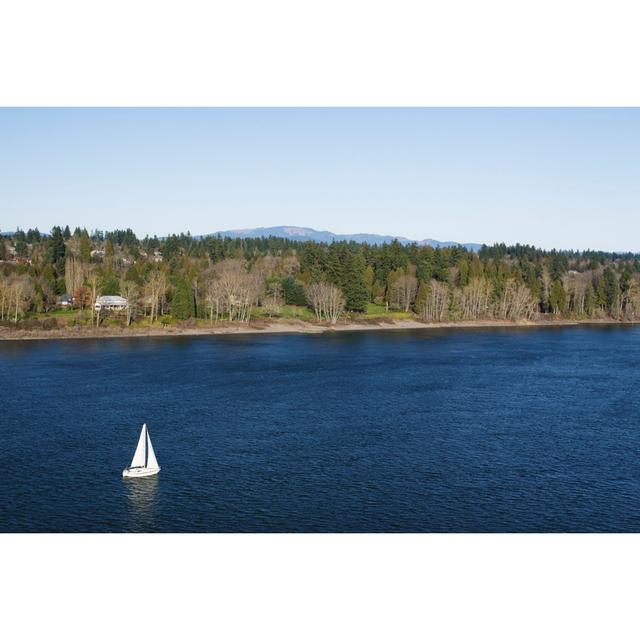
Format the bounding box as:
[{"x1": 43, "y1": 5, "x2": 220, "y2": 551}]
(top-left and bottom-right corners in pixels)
[{"x1": 1, "y1": 325, "x2": 640, "y2": 532}]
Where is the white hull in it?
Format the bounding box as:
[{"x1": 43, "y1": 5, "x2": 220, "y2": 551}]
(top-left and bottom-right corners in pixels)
[{"x1": 123, "y1": 466, "x2": 160, "y2": 478}]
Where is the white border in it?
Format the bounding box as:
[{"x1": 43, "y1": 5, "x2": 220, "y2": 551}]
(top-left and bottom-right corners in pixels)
[
  {"x1": 2, "y1": 1, "x2": 640, "y2": 638},
  {"x1": 1, "y1": 0, "x2": 640, "y2": 106},
  {"x1": 2, "y1": 533, "x2": 639, "y2": 639}
]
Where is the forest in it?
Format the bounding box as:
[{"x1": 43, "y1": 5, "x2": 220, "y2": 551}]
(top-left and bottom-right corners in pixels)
[{"x1": 1, "y1": 225, "x2": 640, "y2": 328}]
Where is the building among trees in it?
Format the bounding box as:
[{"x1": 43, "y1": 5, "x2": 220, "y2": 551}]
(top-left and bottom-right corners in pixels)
[{"x1": 94, "y1": 295, "x2": 128, "y2": 311}]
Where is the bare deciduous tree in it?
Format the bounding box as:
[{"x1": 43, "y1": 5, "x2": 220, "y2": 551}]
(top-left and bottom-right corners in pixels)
[
  {"x1": 87, "y1": 270, "x2": 101, "y2": 325},
  {"x1": 461, "y1": 277, "x2": 492, "y2": 319},
  {"x1": 145, "y1": 270, "x2": 167, "y2": 325},
  {"x1": 9, "y1": 275, "x2": 34, "y2": 323},
  {"x1": 206, "y1": 259, "x2": 264, "y2": 323},
  {"x1": 64, "y1": 255, "x2": 86, "y2": 301},
  {"x1": 389, "y1": 274, "x2": 418, "y2": 312},
  {"x1": 497, "y1": 279, "x2": 537, "y2": 320},
  {"x1": 306, "y1": 282, "x2": 345, "y2": 324},
  {"x1": 0, "y1": 275, "x2": 9, "y2": 320},
  {"x1": 416, "y1": 280, "x2": 450, "y2": 322},
  {"x1": 262, "y1": 280, "x2": 283, "y2": 318},
  {"x1": 120, "y1": 279, "x2": 139, "y2": 326}
]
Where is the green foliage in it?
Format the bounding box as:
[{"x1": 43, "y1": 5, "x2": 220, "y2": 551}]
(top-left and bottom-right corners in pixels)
[
  {"x1": 414, "y1": 280, "x2": 428, "y2": 313},
  {"x1": 15, "y1": 239, "x2": 27, "y2": 256},
  {"x1": 585, "y1": 282, "x2": 595, "y2": 316},
  {"x1": 6, "y1": 227, "x2": 640, "y2": 326},
  {"x1": 340, "y1": 252, "x2": 369, "y2": 312},
  {"x1": 281, "y1": 277, "x2": 306, "y2": 306},
  {"x1": 458, "y1": 258, "x2": 469, "y2": 287},
  {"x1": 80, "y1": 230, "x2": 91, "y2": 262},
  {"x1": 48, "y1": 226, "x2": 66, "y2": 261},
  {"x1": 602, "y1": 267, "x2": 618, "y2": 313},
  {"x1": 104, "y1": 238, "x2": 114, "y2": 260},
  {"x1": 100, "y1": 273, "x2": 120, "y2": 295},
  {"x1": 549, "y1": 280, "x2": 566, "y2": 314},
  {"x1": 171, "y1": 278, "x2": 195, "y2": 319},
  {"x1": 124, "y1": 265, "x2": 142, "y2": 285}
]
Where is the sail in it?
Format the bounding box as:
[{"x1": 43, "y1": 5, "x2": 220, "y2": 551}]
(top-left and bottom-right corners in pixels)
[
  {"x1": 145, "y1": 429, "x2": 160, "y2": 470},
  {"x1": 130, "y1": 424, "x2": 147, "y2": 468}
]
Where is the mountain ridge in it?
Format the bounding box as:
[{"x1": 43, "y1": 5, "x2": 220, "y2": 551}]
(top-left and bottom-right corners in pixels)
[{"x1": 209, "y1": 226, "x2": 482, "y2": 251}]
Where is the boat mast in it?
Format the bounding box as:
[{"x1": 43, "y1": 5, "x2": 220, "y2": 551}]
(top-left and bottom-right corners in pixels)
[{"x1": 144, "y1": 424, "x2": 148, "y2": 468}]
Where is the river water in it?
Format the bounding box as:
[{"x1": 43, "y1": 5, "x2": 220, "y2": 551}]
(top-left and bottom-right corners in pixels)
[{"x1": 1, "y1": 325, "x2": 639, "y2": 532}]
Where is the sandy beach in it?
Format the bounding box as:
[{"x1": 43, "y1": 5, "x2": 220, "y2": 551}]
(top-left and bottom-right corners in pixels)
[{"x1": 1, "y1": 317, "x2": 635, "y2": 341}]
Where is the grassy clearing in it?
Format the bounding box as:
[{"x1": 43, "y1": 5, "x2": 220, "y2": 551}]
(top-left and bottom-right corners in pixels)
[
  {"x1": 362, "y1": 303, "x2": 413, "y2": 320},
  {"x1": 253, "y1": 305, "x2": 315, "y2": 321}
]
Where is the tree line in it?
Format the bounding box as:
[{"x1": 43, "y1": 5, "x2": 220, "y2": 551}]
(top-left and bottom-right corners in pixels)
[{"x1": 1, "y1": 225, "x2": 640, "y2": 326}]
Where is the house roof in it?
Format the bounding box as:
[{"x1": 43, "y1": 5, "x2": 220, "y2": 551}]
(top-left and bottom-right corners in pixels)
[{"x1": 95, "y1": 295, "x2": 128, "y2": 305}]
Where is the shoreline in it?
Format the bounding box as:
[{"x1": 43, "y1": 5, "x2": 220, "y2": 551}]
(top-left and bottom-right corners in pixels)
[{"x1": 0, "y1": 317, "x2": 637, "y2": 342}]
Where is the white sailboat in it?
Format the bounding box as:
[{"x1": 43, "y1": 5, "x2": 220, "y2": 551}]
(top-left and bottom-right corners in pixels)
[{"x1": 122, "y1": 423, "x2": 161, "y2": 478}]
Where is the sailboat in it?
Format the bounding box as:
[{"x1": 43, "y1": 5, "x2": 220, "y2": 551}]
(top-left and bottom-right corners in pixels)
[{"x1": 122, "y1": 423, "x2": 161, "y2": 478}]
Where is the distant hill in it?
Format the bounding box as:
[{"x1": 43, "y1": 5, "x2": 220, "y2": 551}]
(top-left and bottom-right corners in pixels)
[{"x1": 210, "y1": 226, "x2": 482, "y2": 251}]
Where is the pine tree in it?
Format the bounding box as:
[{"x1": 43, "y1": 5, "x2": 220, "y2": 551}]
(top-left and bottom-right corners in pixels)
[
  {"x1": 100, "y1": 273, "x2": 119, "y2": 296},
  {"x1": 416, "y1": 247, "x2": 435, "y2": 282},
  {"x1": 104, "y1": 238, "x2": 114, "y2": 261},
  {"x1": 49, "y1": 226, "x2": 66, "y2": 264},
  {"x1": 172, "y1": 278, "x2": 195, "y2": 319},
  {"x1": 414, "y1": 281, "x2": 428, "y2": 313},
  {"x1": 341, "y1": 252, "x2": 369, "y2": 312},
  {"x1": 458, "y1": 259, "x2": 469, "y2": 287},
  {"x1": 549, "y1": 280, "x2": 566, "y2": 314},
  {"x1": 281, "y1": 277, "x2": 306, "y2": 305},
  {"x1": 585, "y1": 281, "x2": 595, "y2": 316},
  {"x1": 596, "y1": 275, "x2": 607, "y2": 311},
  {"x1": 602, "y1": 267, "x2": 618, "y2": 315},
  {"x1": 80, "y1": 230, "x2": 91, "y2": 262}
]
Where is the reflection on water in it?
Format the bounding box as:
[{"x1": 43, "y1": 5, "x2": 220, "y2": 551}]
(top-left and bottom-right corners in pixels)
[{"x1": 125, "y1": 476, "x2": 159, "y2": 531}]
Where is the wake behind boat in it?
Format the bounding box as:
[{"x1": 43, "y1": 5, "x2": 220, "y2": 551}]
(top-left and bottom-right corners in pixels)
[{"x1": 123, "y1": 423, "x2": 161, "y2": 478}]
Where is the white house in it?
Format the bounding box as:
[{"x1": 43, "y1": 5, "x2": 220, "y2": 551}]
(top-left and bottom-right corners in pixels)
[
  {"x1": 94, "y1": 295, "x2": 128, "y2": 311},
  {"x1": 56, "y1": 293, "x2": 74, "y2": 307}
]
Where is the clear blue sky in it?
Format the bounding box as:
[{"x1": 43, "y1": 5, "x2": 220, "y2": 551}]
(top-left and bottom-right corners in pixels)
[{"x1": 1, "y1": 108, "x2": 638, "y2": 251}]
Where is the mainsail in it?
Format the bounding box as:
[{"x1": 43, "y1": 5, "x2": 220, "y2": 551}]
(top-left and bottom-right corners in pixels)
[
  {"x1": 130, "y1": 424, "x2": 147, "y2": 468},
  {"x1": 145, "y1": 429, "x2": 160, "y2": 470}
]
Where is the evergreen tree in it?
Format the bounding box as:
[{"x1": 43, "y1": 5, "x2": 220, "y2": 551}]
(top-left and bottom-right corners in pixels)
[
  {"x1": 48, "y1": 226, "x2": 66, "y2": 264},
  {"x1": 416, "y1": 247, "x2": 435, "y2": 282},
  {"x1": 602, "y1": 267, "x2": 618, "y2": 315},
  {"x1": 80, "y1": 230, "x2": 91, "y2": 262},
  {"x1": 596, "y1": 274, "x2": 607, "y2": 310},
  {"x1": 385, "y1": 268, "x2": 402, "y2": 309},
  {"x1": 469, "y1": 255, "x2": 484, "y2": 280},
  {"x1": 585, "y1": 282, "x2": 595, "y2": 316},
  {"x1": 171, "y1": 278, "x2": 195, "y2": 319},
  {"x1": 100, "y1": 273, "x2": 119, "y2": 296},
  {"x1": 414, "y1": 281, "x2": 428, "y2": 313},
  {"x1": 341, "y1": 252, "x2": 369, "y2": 312},
  {"x1": 63, "y1": 225, "x2": 71, "y2": 240},
  {"x1": 549, "y1": 280, "x2": 566, "y2": 314},
  {"x1": 281, "y1": 277, "x2": 306, "y2": 305},
  {"x1": 458, "y1": 258, "x2": 469, "y2": 287},
  {"x1": 104, "y1": 238, "x2": 114, "y2": 260}
]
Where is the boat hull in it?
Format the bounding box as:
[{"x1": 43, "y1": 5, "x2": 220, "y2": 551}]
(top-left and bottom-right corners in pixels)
[{"x1": 122, "y1": 466, "x2": 160, "y2": 478}]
